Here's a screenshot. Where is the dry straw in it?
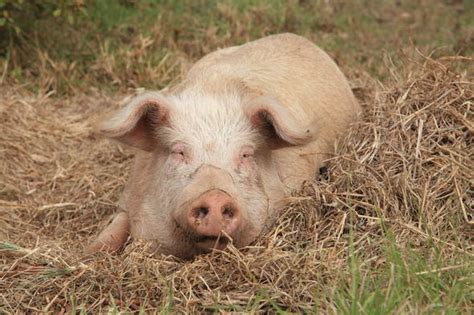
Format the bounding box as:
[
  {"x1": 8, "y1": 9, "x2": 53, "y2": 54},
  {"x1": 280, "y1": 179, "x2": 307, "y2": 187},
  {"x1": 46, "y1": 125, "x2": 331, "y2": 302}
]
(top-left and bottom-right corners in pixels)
[{"x1": 1, "y1": 56, "x2": 472, "y2": 313}]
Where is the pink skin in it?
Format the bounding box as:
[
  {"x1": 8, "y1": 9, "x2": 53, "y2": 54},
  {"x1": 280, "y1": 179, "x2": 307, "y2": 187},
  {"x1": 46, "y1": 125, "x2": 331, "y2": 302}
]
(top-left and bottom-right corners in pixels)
[
  {"x1": 170, "y1": 143, "x2": 256, "y2": 251},
  {"x1": 184, "y1": 189, "x2": 242, "y2": 250}
]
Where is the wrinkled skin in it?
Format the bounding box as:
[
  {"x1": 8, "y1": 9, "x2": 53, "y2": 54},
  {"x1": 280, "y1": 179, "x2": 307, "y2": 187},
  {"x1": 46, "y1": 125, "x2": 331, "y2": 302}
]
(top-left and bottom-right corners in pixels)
[{"x1": 86, "y1": 33, "x2": 361, "y2": 259}]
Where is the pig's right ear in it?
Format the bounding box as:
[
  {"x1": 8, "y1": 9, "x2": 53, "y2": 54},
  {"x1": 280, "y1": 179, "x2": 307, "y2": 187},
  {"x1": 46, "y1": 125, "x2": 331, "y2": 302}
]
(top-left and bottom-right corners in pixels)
[
  {"x1": 97, "y1": 92, "x2": 171, "y2": 151},
  {"x1": 244, "y1": 95, "x2": 317, "y2": 149}
]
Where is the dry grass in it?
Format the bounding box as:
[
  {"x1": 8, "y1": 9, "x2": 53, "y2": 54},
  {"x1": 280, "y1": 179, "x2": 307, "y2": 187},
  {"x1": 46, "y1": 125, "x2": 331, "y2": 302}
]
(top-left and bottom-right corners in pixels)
[{"x1": 1, "y1": 54, "x2": 473, "y2": 313}]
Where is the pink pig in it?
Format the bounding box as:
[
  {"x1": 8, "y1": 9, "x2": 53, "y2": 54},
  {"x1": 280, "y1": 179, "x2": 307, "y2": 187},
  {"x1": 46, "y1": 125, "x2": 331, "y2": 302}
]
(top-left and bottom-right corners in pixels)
[{"x1": 87, "y1": 33, "x2": 361, "y2": 259}]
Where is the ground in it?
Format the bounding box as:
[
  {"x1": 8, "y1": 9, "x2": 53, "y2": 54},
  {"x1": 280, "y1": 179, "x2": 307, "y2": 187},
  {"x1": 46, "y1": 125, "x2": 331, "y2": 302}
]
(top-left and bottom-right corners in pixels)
[{"x1": 0, "y1": 1, "x2": 473, "y2": 313}]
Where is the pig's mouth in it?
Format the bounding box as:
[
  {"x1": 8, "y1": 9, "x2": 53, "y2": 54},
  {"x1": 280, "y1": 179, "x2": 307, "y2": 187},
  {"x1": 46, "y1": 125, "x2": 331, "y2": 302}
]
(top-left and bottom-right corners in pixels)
[
  {"x1": 194, "y1": 235, "x2": 230, "y2": 250},
  {"x1": 173, "y1": 220, "x2": 235, "y2": 251}
]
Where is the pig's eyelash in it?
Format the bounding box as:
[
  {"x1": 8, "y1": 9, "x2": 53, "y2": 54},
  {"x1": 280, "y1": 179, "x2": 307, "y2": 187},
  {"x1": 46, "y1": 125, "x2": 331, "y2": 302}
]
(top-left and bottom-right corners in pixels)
[{"x1": 172, "y1": 149, "x2": 185, "y2": 156}]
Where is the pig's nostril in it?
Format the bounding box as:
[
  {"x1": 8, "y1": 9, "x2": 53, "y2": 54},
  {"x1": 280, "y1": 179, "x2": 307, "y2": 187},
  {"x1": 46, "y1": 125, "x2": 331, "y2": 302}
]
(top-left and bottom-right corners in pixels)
[
  {"x1": 194, "y1": 207, "x2": 209, "y2": 219},
  {"x1": 222, "y1": 206, "x2": 234, "y2": 219}
]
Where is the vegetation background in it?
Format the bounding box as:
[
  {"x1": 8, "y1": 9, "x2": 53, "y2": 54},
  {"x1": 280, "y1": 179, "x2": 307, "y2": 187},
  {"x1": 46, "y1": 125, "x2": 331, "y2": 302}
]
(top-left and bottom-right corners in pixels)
[
  {"x1": 1, "y1": 0, "x2": 472, "y2": 93},
  {"x1": 1, "y1": 0, "x2": 473, "y2": 313}
]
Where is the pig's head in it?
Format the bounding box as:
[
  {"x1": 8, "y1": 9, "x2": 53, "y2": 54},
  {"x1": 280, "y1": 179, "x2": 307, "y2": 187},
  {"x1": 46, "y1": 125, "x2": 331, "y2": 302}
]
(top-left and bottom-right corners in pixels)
[{"x1": 89, "y1": 89, "x2": 315, "y2": 259}]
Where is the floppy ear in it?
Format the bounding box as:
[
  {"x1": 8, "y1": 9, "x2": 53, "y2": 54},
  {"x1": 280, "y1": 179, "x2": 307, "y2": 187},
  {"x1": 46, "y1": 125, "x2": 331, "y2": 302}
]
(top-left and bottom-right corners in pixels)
[
  {"x1": 244, "y1": 95, "x2": 316, "y2": 149},
  {"x1": 85, "y1": 212, "x2": 130, "y2": 254},
  {"x1": 97, "y1": 91, "x2": 171, "y2": 151}
]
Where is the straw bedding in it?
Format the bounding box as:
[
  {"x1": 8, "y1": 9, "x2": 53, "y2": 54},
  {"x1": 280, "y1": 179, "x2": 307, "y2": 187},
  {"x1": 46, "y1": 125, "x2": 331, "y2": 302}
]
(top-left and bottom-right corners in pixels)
[{"x1": 1, "y1": 57, "x2": 472, "y2": 312}]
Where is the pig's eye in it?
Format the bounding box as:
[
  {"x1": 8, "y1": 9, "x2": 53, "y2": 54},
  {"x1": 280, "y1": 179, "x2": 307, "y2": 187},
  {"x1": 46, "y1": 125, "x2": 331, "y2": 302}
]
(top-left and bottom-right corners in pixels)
[
  {"x1": 172, "y1": 150, "x2": 185, "y2": 156},
  {"x1": 241, "y1": 152, "x2": 253, "y2": 159},
  {"x1": 240, "y1": 146, "x2": 254, "y2": 159},
  {"x1": 239, "y1": 146, "x2": 255, "y2": 167},
  {"x1": 170, "y1": 143, "x2": 187, "y2": 162}
]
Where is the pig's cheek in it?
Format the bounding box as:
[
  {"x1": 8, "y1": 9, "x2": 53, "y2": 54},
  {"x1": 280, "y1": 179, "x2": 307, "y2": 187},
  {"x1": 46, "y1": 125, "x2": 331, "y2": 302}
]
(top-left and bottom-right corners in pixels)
[
  {"x1": 240, "y1": 157, "x2": 257, "y2": 173},
  {"x1": 163, "y1": 160, "x2": 194, "y2": 183},
  {"x1": 235, "y1": 161, "x2": 257, "y2": 181},
  {"x1": 166, "y1": 154, "x2": 189, "y2": 169},
  {"x1": 162, "y1": 160, "x2": 183, "y2": 180},
  {"x1": 235, "y1": 153, "x2": 253, "y2": 170},
  {"x1": 169, "y1": 153, "x2": 188, "y2": 165}
]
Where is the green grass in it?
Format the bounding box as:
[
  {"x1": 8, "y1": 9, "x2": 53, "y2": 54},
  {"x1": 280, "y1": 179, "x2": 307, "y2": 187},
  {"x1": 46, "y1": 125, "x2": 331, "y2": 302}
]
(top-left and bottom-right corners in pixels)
[
  {"x1": 334, "y1": 226, "x2": 473, "y2": 314},
  {"x1": 1, "y1": 0, "x2": 472, "y2": 94}
]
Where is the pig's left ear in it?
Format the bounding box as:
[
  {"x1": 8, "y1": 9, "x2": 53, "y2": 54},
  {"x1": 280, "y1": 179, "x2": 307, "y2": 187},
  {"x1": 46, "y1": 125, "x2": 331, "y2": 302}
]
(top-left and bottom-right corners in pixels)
[
  {"x1": 97, "y1": 91, "x2": 171, "y2": 151},
  {"x1": 244, "y1": 95, "x2": 316, "y2": 149}
]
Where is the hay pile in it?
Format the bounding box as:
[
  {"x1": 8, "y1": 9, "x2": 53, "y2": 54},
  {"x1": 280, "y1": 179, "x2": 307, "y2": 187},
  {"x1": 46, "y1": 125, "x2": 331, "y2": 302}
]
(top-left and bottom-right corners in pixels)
[{"x1": 1, "y1": 57, "x2": 472, "y2": 312}]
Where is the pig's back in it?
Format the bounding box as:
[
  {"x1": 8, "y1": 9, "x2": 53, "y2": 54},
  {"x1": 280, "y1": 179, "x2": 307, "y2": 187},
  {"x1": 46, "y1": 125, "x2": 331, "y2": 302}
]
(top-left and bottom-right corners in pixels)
[{"x1": 185, "y1": 33, "x2": 359, "y2": 127}]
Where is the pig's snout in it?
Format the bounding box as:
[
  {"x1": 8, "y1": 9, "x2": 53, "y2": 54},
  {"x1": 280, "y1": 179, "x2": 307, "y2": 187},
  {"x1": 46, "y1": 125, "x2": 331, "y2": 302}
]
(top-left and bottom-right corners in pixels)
[{"x1": 187, "y1": 190, "x2": 241, "y2": 241}]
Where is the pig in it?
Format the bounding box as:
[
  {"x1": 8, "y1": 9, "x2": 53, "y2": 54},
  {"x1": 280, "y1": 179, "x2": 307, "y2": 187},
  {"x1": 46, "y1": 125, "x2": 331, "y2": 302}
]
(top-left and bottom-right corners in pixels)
[{"x1": 87, "y1": 33, "x2": 361, "y2": 259}]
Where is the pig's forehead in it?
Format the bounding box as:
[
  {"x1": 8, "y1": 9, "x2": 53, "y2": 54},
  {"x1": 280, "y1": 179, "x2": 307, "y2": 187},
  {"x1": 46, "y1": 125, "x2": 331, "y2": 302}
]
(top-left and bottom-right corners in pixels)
[{"x1": 165, "y1": 91, "x2": 259, "y2": 148}]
